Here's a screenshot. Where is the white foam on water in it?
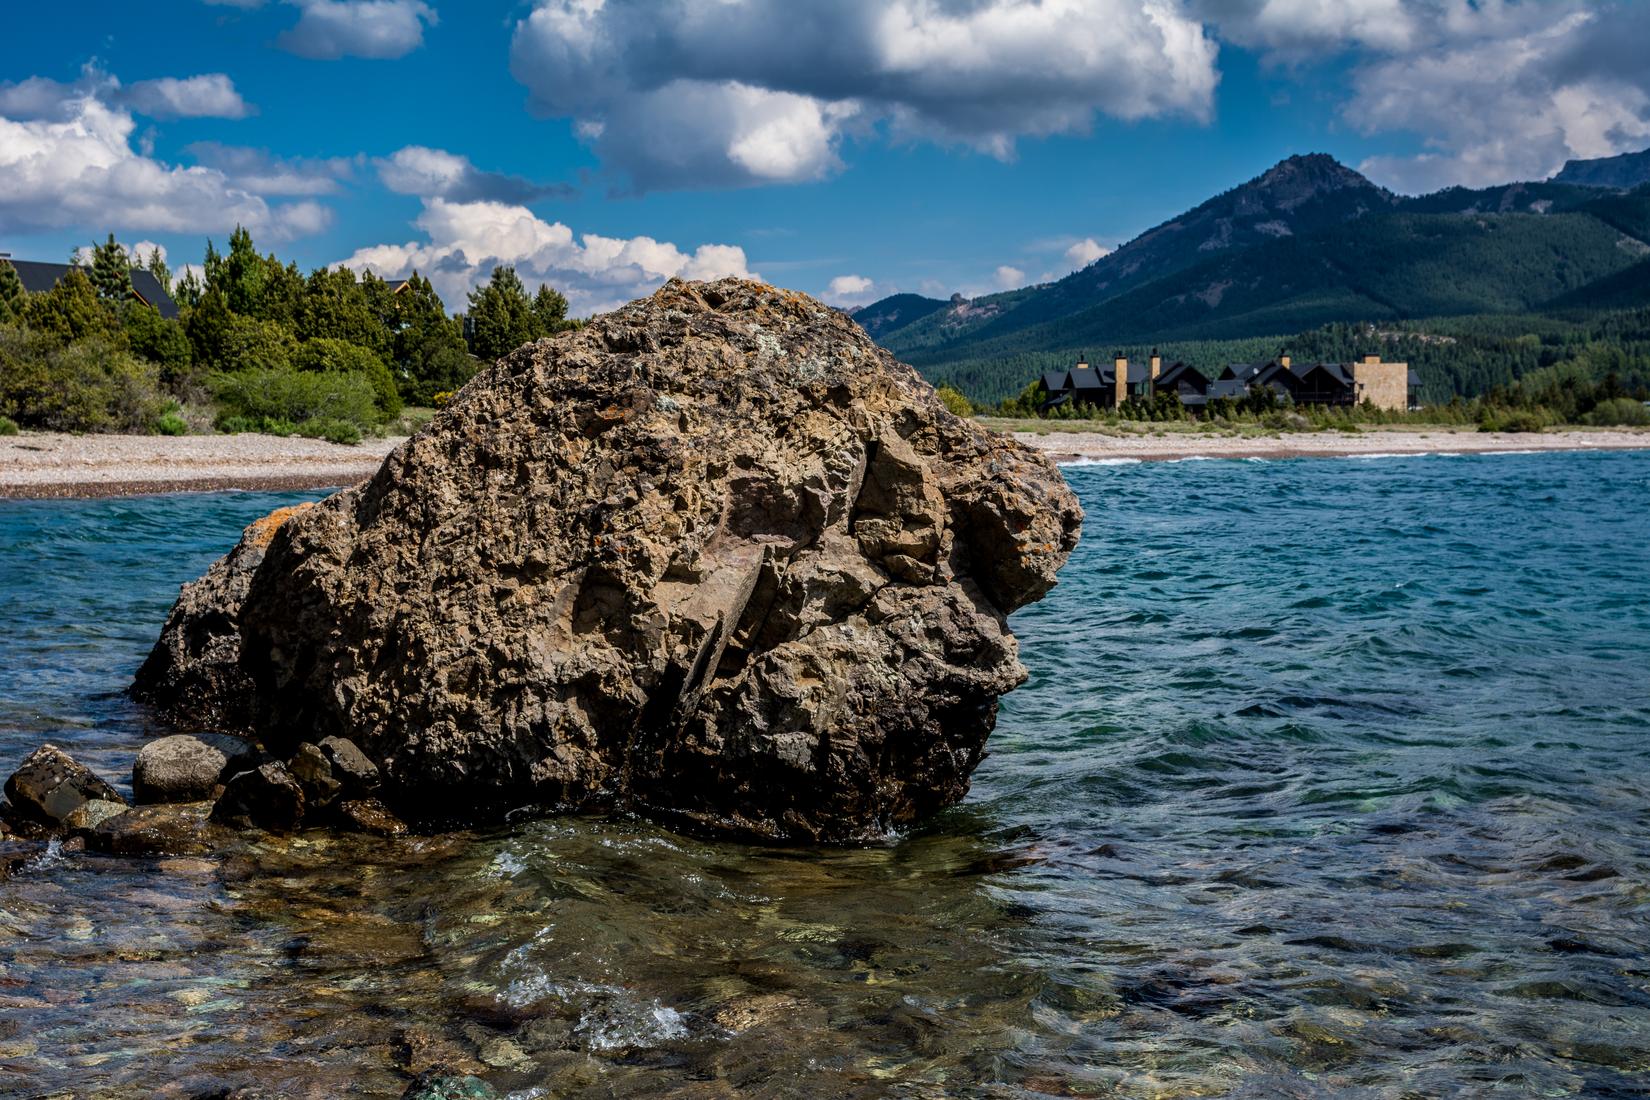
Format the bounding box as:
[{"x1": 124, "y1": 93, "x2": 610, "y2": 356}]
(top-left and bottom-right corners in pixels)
[
  {"x1": 1341, "y1": 452, "x2": 1424, "y2": 460},
  {"x1": 578, "y1": 1000, "x2": 690, "y2": 1052},
  {"x1": 1061, "y1": 457, "x2": 1143, "y2": 467}
]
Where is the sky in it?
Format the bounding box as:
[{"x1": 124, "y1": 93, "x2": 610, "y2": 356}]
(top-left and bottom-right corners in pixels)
[{"x1": 2, "y1": 1, "x2": 1649, "y2": 315}]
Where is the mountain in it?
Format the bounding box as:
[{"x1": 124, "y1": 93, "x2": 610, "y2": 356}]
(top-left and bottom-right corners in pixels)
[
  {"x1": 857, "y1": 155, "x2": 1650, "y2": 401},
  {"x1": 851, "y1": 293, "x2": 949, "y2": 340},
  {"x1": 867, "y1": 154, "x2": 1395, "y2": 359},
  {"x1": 1552, "y1": 147, "x2": 1650, "y2": 190}
]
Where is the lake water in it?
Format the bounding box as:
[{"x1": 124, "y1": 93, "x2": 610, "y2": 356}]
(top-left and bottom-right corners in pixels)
[{"x1": 2, "y1": 450, "x2": 1648, "y2": 1098}]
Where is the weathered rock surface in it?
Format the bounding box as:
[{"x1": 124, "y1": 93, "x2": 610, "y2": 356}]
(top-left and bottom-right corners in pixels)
[
  {"x1": 212, "y1": 762, "x2": 305, "y2": 833},
  {"x1": 3, "y1": 745, "x2": 125, "y2": 826},
  {"x1": 133, "y1": 278, "x2": 1081, "y2": 841},
  {"x1": 88, "y1": 802, "x2": 225, "y2": 857},
  {"x1": 63, "y1": 798, "x2": 130, "y2": 837},
  {"x1": 337, "y1": 797, "x2": 408, "y2": 837},
  {"x1": 133, "y1": 732, "x2": 260, "y2": 803}
]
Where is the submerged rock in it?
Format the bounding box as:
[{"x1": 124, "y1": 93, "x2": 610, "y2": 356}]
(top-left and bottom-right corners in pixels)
[
  {"x1": 63, "y1": 798, "x2": 129, "y2": 837},
  {"x1": 400, "y1": 1072, "x2": 498, "y2": 1100},
  {"x1": 3, "y1": 744, "x2": 125, "y2": 827},
  {"x1": 336, "y1": 797, "x2": 409, "y2": 837},
  {"x1": 88, "y1": 801, "x2": 225, "y2": 857},
  {"x1": 133, "y1": 732, "x2": 260, "y2": 804},
  {"x1": 212, "y1": 762, "x2": 305, "y2": 833},
  {"x1": 133, "y1": 278, "x2": 1081, "y2": 842}
]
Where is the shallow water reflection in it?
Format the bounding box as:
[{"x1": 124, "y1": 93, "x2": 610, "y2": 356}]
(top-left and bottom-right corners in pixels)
[{"x1": 3, "y1": 452, "x2": 1650, "y2": 1096}]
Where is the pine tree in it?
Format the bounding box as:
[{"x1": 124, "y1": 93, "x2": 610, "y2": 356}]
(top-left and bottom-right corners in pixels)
[
  {"x1": 465, "y1": 266, "x2": 538, "y2": 361},
  {"x1": 89, "y1": 234, "x2": 133, "y2": 306},
  {"x1": 144, "y1": 247, "x2": 172, "y2": 296},
  {"x1": 0, "y1": 259, "x2": 23, "y2": 325},
  {"x1": 394, "y1": 273, "x2": 475, "y2": 404},
  {"x1": 24, "y1": 268, "x2": 124, "y2": 346},
  {"x1": 223, "y1": 226, "x2": 267, "y2": 317},
  {"x1": 173, "y1": 268, "x2": 205, "y2": 311},
  {"x1": 531, "y1": 284, "x2": 573, "y2": 337}
]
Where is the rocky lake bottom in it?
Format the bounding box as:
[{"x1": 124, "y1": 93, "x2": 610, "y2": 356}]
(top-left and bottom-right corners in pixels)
[{"x1": 1, "y1": 450, "x2": 1647, "y2": 1097}]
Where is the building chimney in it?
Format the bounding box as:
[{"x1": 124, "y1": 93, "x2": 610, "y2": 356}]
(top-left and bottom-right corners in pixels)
[
  {"x1": 1280, "y1": 354, "x2": 1291, "y2": 369},
  {"x1": 1363, "y1": 354, "x2": 1380, "y2": 365},
  {"x1": 1149, "y1": 350, "x2": 1161, "y2": 397},
  {"x1": 1114, "y1": 354, "x2": 1128, "y2": 408},
  {"x1": 1076, "y1": 351, "x2": 1089, "y2": 371}
]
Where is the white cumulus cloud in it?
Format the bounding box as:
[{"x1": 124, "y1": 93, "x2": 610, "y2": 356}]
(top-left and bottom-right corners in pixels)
[
  {"x1": 509, "y1": 0, "x2": 1218, "y2": 191},
  {"x1": 0, "y1": 87, "x2": 329, "y2": 238},
  {"x1": 824, "y1": 274, "x2": 877, "y2": 306},
  {"x1": 377, "y1": 145, "x2": 570, "y2": 204},
  {"x1": 277, "y1": 0, "x2": 437, "y2": 60},
  {"x1": 1064, "y1": 238, "x2": 1111, "y2": 269},
  {"x1": 993, "y1": 265, "x2": 1027, "y2": 290},
  {"x1": 338, "y1": 197, "x2": 757, "y2": 316}
]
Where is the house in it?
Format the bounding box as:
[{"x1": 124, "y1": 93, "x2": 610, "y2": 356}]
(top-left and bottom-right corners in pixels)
[
  {"x1": 1038, "y1": 350, "x2": 1420, "y2": 414},
  {"x1": 1216, "y1": 354, "x2": 1417, "y2": 412},
  {"x1": 4, "y1": 256, "x2": 181, "y2": 319},
  {"x1": 1038, "y1": 350, "x2": 1188, "y2": 410}
]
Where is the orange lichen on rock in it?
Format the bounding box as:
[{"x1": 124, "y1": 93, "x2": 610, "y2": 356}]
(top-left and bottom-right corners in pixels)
[{"x1": 244, "y1": 503, "x2": 315, "y2": 550}]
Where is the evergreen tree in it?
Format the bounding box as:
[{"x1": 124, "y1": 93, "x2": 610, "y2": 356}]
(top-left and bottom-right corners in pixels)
[
  {"x1": 89, "y1": 234, "x2": 133, "y2": 306},
  {"x1": 222, "y1": 226, "x2": 268, "y2": 317},
  {"x1": 144, "y1": 247, "x2": 172, "y2": 296},
  {"x1": 0, "y1": 260, "x2": 23, "y2": 325},
  {"x1": 24, "y1": 269, "x2": 124, "y2": 346},
  {"x1": 465, "y1": 265, "x2": 538, "y2": 361},
  {"x1": 393, "y1": 273, "x2": 475, "y2": 403},
  {"x1": 297, "y1": 265, "x2": 391, "y2": 354},
  {"x1": 173, "y1": 268, "x2": 205, "y2": 311},
  {"x1": 531, "y1": 284, "x2": 574, "y2": 337}
]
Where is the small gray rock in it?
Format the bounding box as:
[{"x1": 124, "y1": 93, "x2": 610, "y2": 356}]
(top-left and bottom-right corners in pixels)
[
  {"x1": 212, "y1": 762, "x2": 305, "y2": 833},
  {"x1": 3, "y1": 744, "x2": 125, "y2": 826},
  {"x1": 288, "y1": 743, "x2": 342, "y2": 809},
  {"x1": 319, "y1": 736, "x2": 379, "y2": 792},
  {"x1": 400, "y1": 1072, "x2": 498, "y2": 1100},
  {"x1": 133, "y1": 733, "x2": 259, "y2": 804}
]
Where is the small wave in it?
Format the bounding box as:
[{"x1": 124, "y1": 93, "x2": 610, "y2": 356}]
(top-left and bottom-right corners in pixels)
[
  {"x1": 1063, "y1": 457, "x2": 1143, "y2": 467},
  {"x1": 1341, "y1": 452, "x2": 1425, "y2": 460},
  {"x1": 579, "y1": 1000, "x2": 690, "y2": 1052}
]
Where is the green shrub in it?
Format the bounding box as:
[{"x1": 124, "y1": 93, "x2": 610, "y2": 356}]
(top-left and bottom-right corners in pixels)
[
  {"x1": 1584, "y1": 397, "x2": 1650, "y2": 427},
  {"x1": 211, "y1": 367, "x2": 380, "y2": 433},
  {"x1": 155, "y1": 412, "x2": 189, "y2": 436},
  {"x1": 296, "y1": 417, "x2": 362, "y2": 445},
  {"x1": 0, "y1": 415, "x2": 17, "y2": 436},
  {"x1": 0, "y1": 329, "x2": 169, "y2": 432},
  {"x1": 934, "y1": 384, "x2": 974, "y2": 417},
  {"x1": 294, "y1": 338, "x2": 402, "y2": 420},
  {"x1": 216, "y1": 415, "x2": 258, "y2": 434},
  {"x1": 1479, "y1": 409, "x2": 1548, "y2": 433}
]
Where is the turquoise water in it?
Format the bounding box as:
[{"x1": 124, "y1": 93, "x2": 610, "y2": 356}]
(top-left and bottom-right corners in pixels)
[{"x1": 1, "y1": 450, "x2": 1648, "y2": 1096}]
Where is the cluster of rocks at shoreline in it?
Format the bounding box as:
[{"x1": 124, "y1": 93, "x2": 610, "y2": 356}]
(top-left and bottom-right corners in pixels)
[{"x1": 0, "y1": 732, "x2": 407, "y2": 864}]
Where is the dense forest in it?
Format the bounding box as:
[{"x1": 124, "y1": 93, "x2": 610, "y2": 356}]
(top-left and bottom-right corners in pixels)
[{"x1": 0, "y1": 230, "x2": 577, "y2": 441}]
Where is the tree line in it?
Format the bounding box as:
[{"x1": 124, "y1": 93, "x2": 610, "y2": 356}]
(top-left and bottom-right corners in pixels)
[{"x1": 0, "y1": 229, "x2": 579, "y2": 441}]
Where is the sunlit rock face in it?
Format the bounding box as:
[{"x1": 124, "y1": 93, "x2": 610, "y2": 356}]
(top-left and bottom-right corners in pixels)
[{"x1": 134, "y1": 278, "x2": 1082, "y2": 842}]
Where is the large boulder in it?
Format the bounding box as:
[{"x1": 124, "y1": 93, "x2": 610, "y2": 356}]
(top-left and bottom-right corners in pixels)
[{"x1": 132, "y1": 279, "x2": 1081, "y2": 842}]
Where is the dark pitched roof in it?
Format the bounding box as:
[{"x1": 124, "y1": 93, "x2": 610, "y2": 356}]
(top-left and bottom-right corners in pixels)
[
  {"x1": 1209, "y1": 379, "x2": 1249, "y2": 399},
  {"x1": 1294, "y1": 362, "x2": 1354, "y2": 386},
  {"x1": 1407, "y1": 369, "x2": 1422, "y2": 387},
  {"x1": 1157, "y1": 361, "x2": 1206, "y2": 390},
  {"x1": 1069, "y1": 366, "x2": 1107, "y2": 391},
  {"x1": 1041, "y1": 370, "x2": 1071, "y2": 393},
  {"x1": 5, "y1": 258, "x2": 180, "y2": 319}
]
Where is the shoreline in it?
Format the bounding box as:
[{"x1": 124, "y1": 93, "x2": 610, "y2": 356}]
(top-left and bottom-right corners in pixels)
[
  {"x1": 4, "y1": 425, "x2": 1648, "y2": 500},
  {"x1": 1005, "y1": 425, "x2": 1650, "y2": 464},
  {"x1": 1, "y1": 432, "x2": 404, "y2": 500}
]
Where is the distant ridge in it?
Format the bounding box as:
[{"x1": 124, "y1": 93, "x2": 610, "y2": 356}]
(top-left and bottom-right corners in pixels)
[
  {"x1": 1552, "y1": 147, "x2": 1650, "y2": 191},
  {"x1": 855, "y1": 153, "x2": 1650, "y2": 398}
]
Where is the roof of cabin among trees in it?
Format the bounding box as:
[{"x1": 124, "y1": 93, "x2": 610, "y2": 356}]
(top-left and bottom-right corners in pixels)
[{"x1": 6, "y1": 259, "x2": 180, "y2": 320}]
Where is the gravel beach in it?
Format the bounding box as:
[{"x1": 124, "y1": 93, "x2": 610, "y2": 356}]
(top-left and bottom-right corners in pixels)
[
  {"x1": 1008, "y1": 424, "x2": 1650, "y2": 463},
  {"x1": 0, "y1": 432, "x2": 405, "y2": 498},
  {"x1": 4, "y1": 425, "x2": 1648, "y2": 499}
]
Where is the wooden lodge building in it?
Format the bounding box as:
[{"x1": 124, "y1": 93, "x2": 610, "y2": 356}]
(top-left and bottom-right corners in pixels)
[{"x1": 1040, "y1": 351, "x2": 1420, "y2": 413}]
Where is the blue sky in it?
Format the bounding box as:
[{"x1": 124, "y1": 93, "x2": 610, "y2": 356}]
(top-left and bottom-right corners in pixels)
[{"x1": 2, "y1": 1, "x2": 1647, "y2": 314}]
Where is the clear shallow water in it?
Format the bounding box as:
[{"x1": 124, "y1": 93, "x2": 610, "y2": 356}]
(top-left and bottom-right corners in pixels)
[{"x1": 1, "y1": 451, "x2": 1648, "y2": 1097}]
